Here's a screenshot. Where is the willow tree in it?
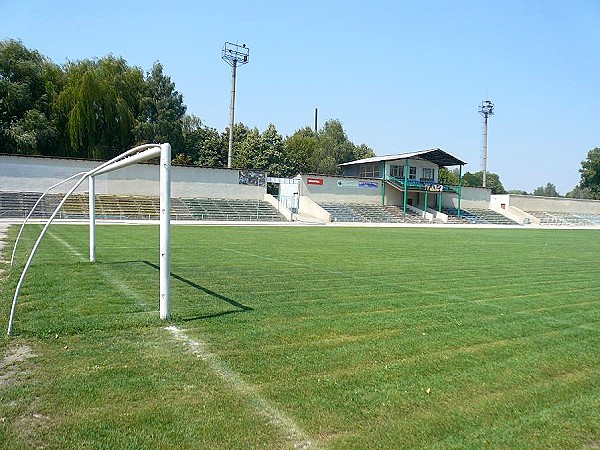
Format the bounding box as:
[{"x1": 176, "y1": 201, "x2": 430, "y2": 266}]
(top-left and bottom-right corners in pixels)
[{"x1": 56, "y1": 56, "x2": 144, "y2": 159}]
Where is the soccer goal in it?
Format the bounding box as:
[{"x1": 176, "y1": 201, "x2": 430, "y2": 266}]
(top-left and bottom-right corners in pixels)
[{"x1": 7, "y1": 143, "x2": 172, "y2": 335}]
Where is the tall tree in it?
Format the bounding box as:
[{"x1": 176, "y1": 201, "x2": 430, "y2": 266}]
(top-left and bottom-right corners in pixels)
[
  {"x1": 577, "y1": 147, "x2": 600, "y2": 199},
  {"x1": 284, "y1": 127, "x2": 319, "y2": 175},
  {"x1": 565, "y1": 186, "x2": 594, "y2": 199},
  {"x1": 134, "y1": 62, "x2": 186, "y2": 153},
  {"x1": 260, "y1": 123, "x2": 290, "y2": 177},
  {"x1": 233, "y1": 124, "x2": 290, "y2": 176},
  {"x1": 0, "y1": 39, "x2": 63, "y2": 154},
  {"x1": 462, "y1": 171, "x2": 506, "y2": 194},
  {"x1": 312, "y1": 119, "x2": 356, "y2": 174},
  {"x1": 222, "y1": 122, "x2": 250, "y2": 166},
  {"x1": 353, "y1": 143, "x2": 375, "y2": 161},
  {"x1": 181, "y1": 114, "x2": 227, "y2": 167},
  {"x1": 56, "y1": 56, "x2": 144, "y2": 159},
  {"x1": 533, "y1": 182, "x2": 559, "y2": 197},
  {"x1": 438, "y1": 167, "x2": 460, "y2": 186}
]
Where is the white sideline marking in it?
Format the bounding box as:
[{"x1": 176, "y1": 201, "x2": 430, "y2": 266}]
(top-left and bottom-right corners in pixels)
[
  {"x1": 48, "y1": 230, "x2": 85, "y2": 260},
  {"x1": 0, "y1": 223, "x2": 9, "y2": 273},
  {"x1": 165, "y1": 325, "x2": 316, "y2": 450},
  {"x1": 48, "y1": 231, "x2": 150, "y2": 310},
  {"x1": 48, "y1": 232, "x2": 313, "y2": 446}
]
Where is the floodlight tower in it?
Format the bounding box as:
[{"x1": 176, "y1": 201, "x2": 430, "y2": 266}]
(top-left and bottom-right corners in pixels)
[
  {"x1": 478, "y1": 99, "x2": 494, "y2": 188},
  {"x1": 222, "y1": 42, "x2": 250, "y2": 168}
]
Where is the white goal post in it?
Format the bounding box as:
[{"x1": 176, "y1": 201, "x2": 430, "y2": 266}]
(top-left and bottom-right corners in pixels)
[{"x1": 7, "y1": 143, "x2": 171, "y2": 335}]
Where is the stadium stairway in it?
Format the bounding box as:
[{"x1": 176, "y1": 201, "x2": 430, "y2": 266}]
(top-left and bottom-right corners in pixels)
[{"x1": 384, "y1": 205, "x2": 429, "y2": 224}]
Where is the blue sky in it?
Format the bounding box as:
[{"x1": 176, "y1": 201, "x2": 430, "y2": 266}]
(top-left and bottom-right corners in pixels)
[{"x1": 2, "y1": 0, "x2": 599, "y2": 194}]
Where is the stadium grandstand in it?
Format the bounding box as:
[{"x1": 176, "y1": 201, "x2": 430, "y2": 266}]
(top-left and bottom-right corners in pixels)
[{"x1": 1, "y1": 152, "x2": 600, "y2": 227}]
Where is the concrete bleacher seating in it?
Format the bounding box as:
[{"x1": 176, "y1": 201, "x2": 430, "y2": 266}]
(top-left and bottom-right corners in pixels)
[
  {"x1": 384, "y1": 205, "x2": 429, "y2": 224},
  {"x1": 444, "y1": 207, "x2": 519, "y2": 225},
  {"x1": 319, "y1": 203, "x2": 364, "y2": 222},
  {"x1": 181, "y1": 198, "x2": 285, "y2": 221},
  {"x1": 526, "y1": 211, "x2": 600, "y2": 226},
  {"x1": 441, "y1": 208, "x2": 470, "y2": 224},
  {"x1": 0, "y1": 192, "x2": 285, "y2": 222},
  {"x1": 319, "y1": 202, "x2": 427, "y2": 223},
  {"x1": 0, "y1": 191, "x2": 52, "y2": 219},
  {"x1": 3, "y1": 190, "x2": 598, "y2": 226}
]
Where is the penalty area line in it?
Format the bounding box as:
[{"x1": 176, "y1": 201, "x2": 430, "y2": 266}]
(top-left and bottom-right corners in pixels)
[{"x1": 165, "y1": 325, "x2": 317, "y2": 450}]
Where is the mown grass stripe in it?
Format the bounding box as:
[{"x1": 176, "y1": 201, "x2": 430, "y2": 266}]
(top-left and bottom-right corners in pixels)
[
  {"x1": 2, "y1": 225, "x2": 599, "y2": 449},
  {"x1": 165, "y1": 325, "x2": 317, "y2": 450}
]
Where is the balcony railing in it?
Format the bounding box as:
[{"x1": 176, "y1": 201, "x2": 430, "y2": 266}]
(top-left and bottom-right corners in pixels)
[{"x1": 386, "y1": 176, "x2": 458, "y2": 193}]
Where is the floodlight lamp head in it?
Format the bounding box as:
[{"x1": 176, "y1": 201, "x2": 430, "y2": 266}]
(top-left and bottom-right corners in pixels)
[
  {"x1": 222, "y1": 42, "x2": 250, "y2": 67},
  {"x1": 479, "y1": 100, "x2": 494, "y2": 117}
]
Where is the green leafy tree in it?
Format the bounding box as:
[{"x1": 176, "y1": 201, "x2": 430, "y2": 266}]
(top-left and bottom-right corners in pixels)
[
  {"x1": 533, "y1": 182, "x2": 559, "y2": 197},
  {"x1": 353, "y1": 143, "x2": 375, "y2": 161},
  {"x1": 222, "y1": 122, "x2": 250, "y2": 165},
  {"x1": 134, "y1": 62, "x2": 186, "y2": 153},
  {"x1": 565, "y1": 186, "x2": 594, "y2": 199},
  {"x1": 577, "y1": 147, "x2": 600, "y2": 199},
  {"x1": 507, "y1": 189, "x2": 529, "y2": 195},
  {"x1": 180, "y1": 114, "x2": 226, "y2": 167},
  {"x1": 311, "y1": 155, "x2": 339, "y2": 175},
  {"x1": 284, "y1": 127, "x2": 319, "y2": 175},
  {"x1": 461, "y1": 172, "x2": 479, "y2": 187},
  {"x1": 0, "y1": 39, "x2": 63, "y2": 154},
  {"x1": 461, "y1": 171, "x2": 506, "y2": 194},
  {"x1": 260, "y1": 123, "x2": 290, "y2": 177},
  {"x1": 438, "y1": 167, "x2": 460, "y2": 185},
  {"x1": 311, "y1": 119, "x2": 356, "y2": 174},
  {"x1": 56, "y1": 56, "x2": 144, "y2": 159},
  {"x1": 485, "y1": 173, "x2": 506, "y2": 195},
  {"x1": 233, "y1": 124, "x2": 290, "y2": 177}
]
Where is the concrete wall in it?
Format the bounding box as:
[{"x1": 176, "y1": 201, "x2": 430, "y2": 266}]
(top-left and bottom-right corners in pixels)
[
  {"x1": 298, "y1": 175, "x2": 382, "y2": 204},
  {"x1": 0, "y1": 154, "x2": 266, "y2": 199},
  {"x1": 0, "y1": 155, "x2": 98, "y2": 194},
  {"x1": 297, "y1": 195, "x2": 331, "y2": 222},
  {"x1": 442, "y1": 186, "x2": 491, "y2": 209},
  {"x1": 508, "y1": 194, "x2": 600, "y2": 214}
]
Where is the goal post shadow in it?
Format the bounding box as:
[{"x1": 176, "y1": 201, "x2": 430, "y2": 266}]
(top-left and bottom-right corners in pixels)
[{"x1": 142, "y1": 260, "x2": 253, "y2": 320}]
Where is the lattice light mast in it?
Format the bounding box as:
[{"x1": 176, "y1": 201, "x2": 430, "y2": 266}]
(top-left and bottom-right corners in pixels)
[
  {"x1": 222, "y1": 42, "x2": 250, "y2": 168},
  {"x1": 479, "y1": 99, "x2": 494, "y2": 188}
]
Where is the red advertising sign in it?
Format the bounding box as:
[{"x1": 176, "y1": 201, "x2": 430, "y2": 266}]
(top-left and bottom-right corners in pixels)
[{"x1": 307, "y1": 177, "x2": 324, "y2": 185}]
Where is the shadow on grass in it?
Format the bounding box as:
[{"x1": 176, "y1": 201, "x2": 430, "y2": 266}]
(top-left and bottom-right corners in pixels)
[{"x1": 141, "y1": 261, "x2": 253, "y2": 321}]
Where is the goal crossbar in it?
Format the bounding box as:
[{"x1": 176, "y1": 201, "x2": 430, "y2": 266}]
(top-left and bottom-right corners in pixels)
[{"x1": 7, "y1": 143, "x2": 171, "y2": 335}]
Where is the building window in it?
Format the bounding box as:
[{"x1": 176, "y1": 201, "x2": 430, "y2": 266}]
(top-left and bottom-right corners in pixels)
[
  {"x1": 409, "y1": 166, "x2": 417, "y2": 180},
  {"x1": 422, "y1": 168, "x2": 434, "y2": 181},
  {"x1": 390, "y1": 165, "x2": 404, "y2": 178},
  {"x1": 359, "y1": 164, "x2": 380, "y2": 178}
]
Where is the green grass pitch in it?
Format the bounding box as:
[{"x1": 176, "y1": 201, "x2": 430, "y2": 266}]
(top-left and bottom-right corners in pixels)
[{"x1": 1, "y1": 224, "x2": 599, "y2": 449}]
